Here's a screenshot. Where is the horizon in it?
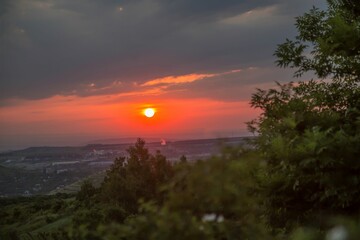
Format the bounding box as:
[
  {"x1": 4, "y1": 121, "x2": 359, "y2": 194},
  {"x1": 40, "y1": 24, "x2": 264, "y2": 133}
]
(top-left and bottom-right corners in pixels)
[{"x1": 0, "y1": 133, "x2": 252, "y2": 152}]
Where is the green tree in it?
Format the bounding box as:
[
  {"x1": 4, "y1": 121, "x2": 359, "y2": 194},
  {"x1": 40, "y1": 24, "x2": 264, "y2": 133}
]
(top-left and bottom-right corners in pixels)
[
  {"x1": 162, "y1": 148, "x2": 270, "y2": 239},
  {"x1": 179, "y1": 155, "x2": 187, "y2": 163},
  {"x1": 76, "y1": 180, "x2": 97, "y2": 205},
  {"x1": 275, "y1": 0, "x2": 360, "y2": 80},
  {"x1": 83, "y1": 148, "x2": 273, "y2": 240},
  {"x1": 100, "y1": 139, "x2": 174, "y2": 213},
  {"x1": 248, "y1": 0, "x2": 360, "y2": 230}
]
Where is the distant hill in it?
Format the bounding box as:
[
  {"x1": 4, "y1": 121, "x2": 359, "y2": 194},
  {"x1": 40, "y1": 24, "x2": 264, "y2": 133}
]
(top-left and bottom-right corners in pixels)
[{"x1": 1, "y1": 136, "x2": 253, "y2": 157}]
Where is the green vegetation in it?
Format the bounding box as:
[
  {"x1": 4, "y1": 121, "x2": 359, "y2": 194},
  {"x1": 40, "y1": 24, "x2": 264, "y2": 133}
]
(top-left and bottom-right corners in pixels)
[
  {"x1": 250, "y1": 0, "x2": 360, "y2": 231},
  {"x1": 0, "y1": 194, "x2": 74, "y2": 239},
  {"x1": 100, "y1": 139, "x2": 174, "y2": 214},
  {"x1": 1, "y1": 0, "x2": 360, "y2": 239}
]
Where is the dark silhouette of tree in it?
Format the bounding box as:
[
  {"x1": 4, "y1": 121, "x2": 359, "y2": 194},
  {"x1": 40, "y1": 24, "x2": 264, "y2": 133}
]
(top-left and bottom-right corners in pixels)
[
  {"x1": 100, "y1": 139, "x2": 173, "y2": 213},
  {"x1": 76, "y1": 180, "x2": 96, "y2": 204}
]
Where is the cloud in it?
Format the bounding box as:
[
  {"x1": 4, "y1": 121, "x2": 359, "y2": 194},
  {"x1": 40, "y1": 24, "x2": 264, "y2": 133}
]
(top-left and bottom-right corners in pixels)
[
  {"x1": 0, "y1": 0, "x2": 327, "y2": 102},
  {"x1": 220, "y1": 5, "x2": 281, "y2": 25},
  {"x1": 158, "y1": 67, "x2": 298, "y2": 102},
  {"x1": 141, "y1": 73, "x2": 215, "y2": 87},
  {"x1": 76, "y1": 66, "x2": 309, "y2": 105}
]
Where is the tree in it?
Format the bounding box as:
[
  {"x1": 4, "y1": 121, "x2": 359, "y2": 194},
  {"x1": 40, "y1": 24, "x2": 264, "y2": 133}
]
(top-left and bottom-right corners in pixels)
[
  {"x1": 161, "y1": 148, "x2": 270, "y2": 239},
  {"x1": 84, "y1": 148, "x2": 273, "y2": 240},
  {"x1": 100, "y1": 139, "x2": 174, "y2": 213},
  {"x1": 179, "y1": 155, "x2": 187, "y2": 163},
  {"x1": 275, "y1": 0, "x2": 360, "y2": 80},
  {"x1": 76, "y1": 180, "x2": 96, "y2": 204},
  {"x1": 248, "y1": 0, "x2": 360, "y2": 229}
]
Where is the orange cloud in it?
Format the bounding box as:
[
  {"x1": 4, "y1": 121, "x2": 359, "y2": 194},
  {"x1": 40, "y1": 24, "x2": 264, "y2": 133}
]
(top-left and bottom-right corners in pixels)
[{"x1": 141, "y1": 73, "x2": 215, "y2": 87}]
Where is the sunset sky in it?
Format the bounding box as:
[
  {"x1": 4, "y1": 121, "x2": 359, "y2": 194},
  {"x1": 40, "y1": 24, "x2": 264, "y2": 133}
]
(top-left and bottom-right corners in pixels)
[{"x1": 0, "y1": 0, "x2": 326, "y2": 150}]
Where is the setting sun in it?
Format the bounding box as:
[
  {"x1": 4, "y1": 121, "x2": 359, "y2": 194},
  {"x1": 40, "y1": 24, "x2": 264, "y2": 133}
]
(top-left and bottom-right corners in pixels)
[{"x1": 143, "y1": 108, "x2": 156, "y2": 118}]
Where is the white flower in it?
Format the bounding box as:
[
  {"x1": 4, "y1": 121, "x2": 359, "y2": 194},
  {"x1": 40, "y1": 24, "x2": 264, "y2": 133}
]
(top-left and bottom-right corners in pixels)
[
  {"x1": 202, "y1": 213, "x2": 224, "y2": 222},
  {"x1": 202, "y1": 213, "x2": 217, "y2": 222}
]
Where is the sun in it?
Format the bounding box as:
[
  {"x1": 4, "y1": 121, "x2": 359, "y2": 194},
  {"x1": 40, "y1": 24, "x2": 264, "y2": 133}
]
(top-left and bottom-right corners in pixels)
[{"x1": 143, "y1": 108, "x2": 156, "y2": 118}]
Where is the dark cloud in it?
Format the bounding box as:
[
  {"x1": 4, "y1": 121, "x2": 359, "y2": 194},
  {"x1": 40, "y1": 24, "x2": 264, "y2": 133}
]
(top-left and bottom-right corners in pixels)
[
  {"x1": 0, "y1": 0, "x2": 13, "y2": 21},
  {"x1": 0, "y1": 0, "x2": 327, "y2": 101}
]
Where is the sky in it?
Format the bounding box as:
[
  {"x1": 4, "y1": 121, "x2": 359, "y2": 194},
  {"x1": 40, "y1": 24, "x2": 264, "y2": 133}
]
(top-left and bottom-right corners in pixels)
[{"x1": 0, "y1": 0, "x2": 326, "y2": 150}]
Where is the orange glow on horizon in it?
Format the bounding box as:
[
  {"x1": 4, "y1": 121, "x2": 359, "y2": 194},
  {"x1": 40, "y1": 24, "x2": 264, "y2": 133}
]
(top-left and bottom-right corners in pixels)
[{"x1": 0, "y1": 94, "x2": 262, "y2": 146}]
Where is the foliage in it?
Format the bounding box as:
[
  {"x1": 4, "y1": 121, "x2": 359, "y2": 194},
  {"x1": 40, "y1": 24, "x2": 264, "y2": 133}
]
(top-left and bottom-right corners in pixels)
[
  {"x1": 76, "y1": 179, "x2": 97, "y2": 206},
  {"x1": 121, "y1": 149, "x2": 269, "y2": 240},
  {"x1": 68, "y1": 147, "x2": 274, "y2": 240},
  {"x1": 289, "y1": 217, "x2": 360, "y2": 240},
  {"x1": 275, "y1": 0, "x2": 360, "y2": 80},
  {"x1": 100, "y1": 138, "x2": 174, "y2": 213},
  {"x1": 157, "y1": 148, "x2": 271, "y2": 240},
  {"x1": 0, "y1": 195, "x2": 73, "y2": 240},
  {"x1": 248, "y1": 0, "x2": 360, "y2": 230}
]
